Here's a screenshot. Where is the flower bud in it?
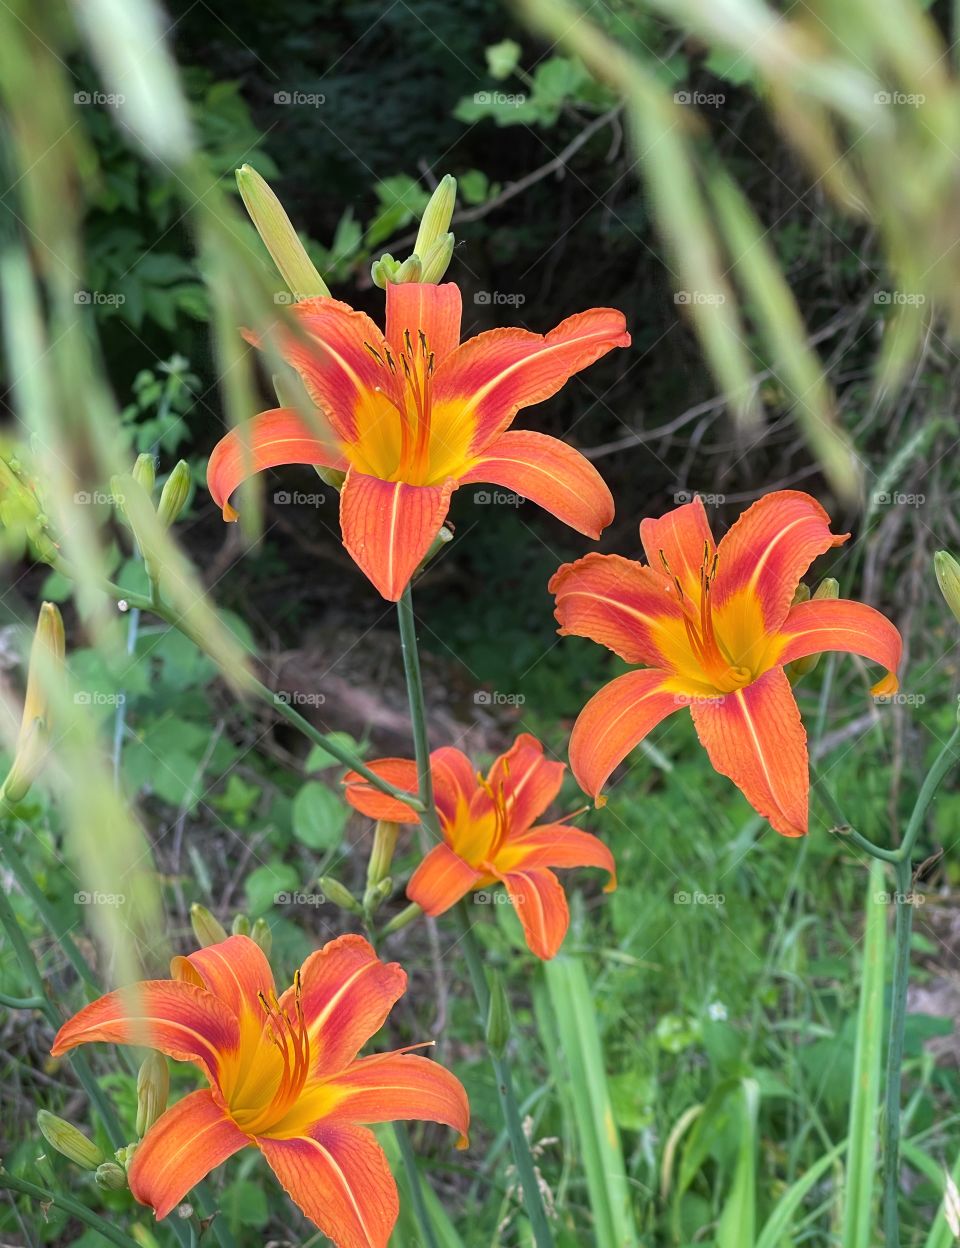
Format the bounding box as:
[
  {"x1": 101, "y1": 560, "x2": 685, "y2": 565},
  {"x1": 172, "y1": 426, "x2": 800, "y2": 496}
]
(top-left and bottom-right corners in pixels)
[
  {"x1": 419, "y1": 231, "x2": 455, "y2": 284},
  {"x1": 392, "y1": 255, "x2": 422, "y2": 284},
  {"x1": 366, "y1": 821, "x2": 399, "y2": 889},
  {"x1": 786, "y1": 578, "x2": 839, "y2": 684},
  {"x1": 136, "y1": 1053, "x2": 169, "y2": 1137},
  {"x1": 157, "y1": 460, "x2": 190, "y2": 527},
  {"x1": 190, "y1": 903, "x2": 228, "y2": 947},
  {"x1": 935, "y1": 551, "x2": 960, "y2": 626},
  {"x1": 250, "y1": 917, "x2": 272, "y2": 957},
  {"x1": 371, "y1": 254, "x2": 401, "y2": 290},
  {"x1": 231, "y1": 912, "x2": 250, "y2": 936},
  {"x1": 132, "y1": 454, "x2": 156, "y2": 495},
  {"x1": 485, "y1": 971, "x2": 511, "y2": 1058},
  {"x1": 95, "y1": 1161, "x2": 128, "y2": 1191},
  {"x1": 319, "y1": 876, "x2": 362, "y2": 915},
  {"x1": 236, "y1": 164, "x2": 330, "y2": 299},
  {"x1": 36, "y1": 1111, "x2": 105, "y2": 1171},
  {"x1": 791, "y1": 582, "x2": 811, "y2": 605},
  {"x1": 414, "y1": 175, "x2": 457, "y2": 259},
  {"x1": 2, "y1": 602, "x2": 65, "y2": 804},
  {"x1": 362, "y1": 876, "x2": 393, "y2": 917}
]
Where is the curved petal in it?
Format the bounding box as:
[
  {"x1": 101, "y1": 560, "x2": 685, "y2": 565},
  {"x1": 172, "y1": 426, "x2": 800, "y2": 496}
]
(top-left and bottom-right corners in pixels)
[
  {"x1": 769, "y1": 598, "x2": 902, "y2": 694},
  {"x1": 170, "y1": 935, "x2": 275, "y2": 1022},
  {"x1": 486, "y1": 733, "x2": 564, "y2": 833},
  {"x1": 385, "y1": 282, "x2": 461, "y2": 366},
  {"x1": 550, "y1": 551, "x2": 689, "y2": 669},
  {"x1": 324, "y1": 1051, "x2": 470, "y2": 1146},
  {"x1": 493, "y1": 866, "x2": 570, "y2": 960},
  {"x1": 282, "y1": 935, "x2": 406, "y2": 1078},
  {"x1": 713, "y1": 491, "x2": 848, "y2": 638},
  {"x1": 690, "y1": 666, "x2": 808, "y2": 836},
  {"x1": 407, "y1": 843, "x2": 485, "y2": 915},
  {"x1": 432, "y1": 309, "x2": 630, "y2": 455},
  {"x1": 128, "y1": 1089, "x2": 248, "y2": 1220},
  {"x1": 639, "y1": 495, "x2": 716, "y2": 599},
  {"x1": 459, "y1": 430, "x2": 614, "y2": 538},
  {"x1": 258, "y1": 1122, "x2": 397, "y2": 1248},
  {"x1": 569, "y1": 668, "x2": 684, "y2": 802},
  {"x1": 496, "y1": 824, "x2": 616, "y2": 891},
  {"x1": 342, "y1": 759, "x2": 421, "y2": 824},
  {"x1": 51, "y1": 981, "x2": 239, "y2": 1086},
  {"x1": 339, "y1": 469, "x2": 454, "y2": 601},
  {"x1": 430, "y1": 747, "x2": 478, "y2": 827}
]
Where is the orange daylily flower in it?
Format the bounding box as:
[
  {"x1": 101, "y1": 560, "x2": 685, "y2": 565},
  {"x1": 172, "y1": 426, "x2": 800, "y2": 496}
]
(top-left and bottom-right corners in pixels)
[
  {"x1": 549, "y1": 491, "x2": 902, "y2": 837},
  {"x1": 52, "y1": 934, "x2": 468, "y2": 1248},
  {"x1": 343, "y1": 733, "x2": 616, "y2": 959},
  {"x1": 206, "y1": 282, "x2": 629, "y2": 600}
]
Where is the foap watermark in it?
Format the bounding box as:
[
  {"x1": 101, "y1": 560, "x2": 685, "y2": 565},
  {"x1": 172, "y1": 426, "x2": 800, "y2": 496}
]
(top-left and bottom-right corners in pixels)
[
  {"x1": 74, "y1": 690, "x2": 126, "y2": 707},
  {"x1": 74, "y1": 90, "x2": 125, "y2": 108},
  {"x1": 474, "y1": 890, "x2": 514, "y2": 904},
  {"x1": 874, "y1": 91, "x2": 925, "y2": 107},
  {"x1": 274, "y1": 90, "x2": 326, "y2": 107},
  {"x1": 473, "y1": 90, "x2": 526, "y2": 108},
  {"x1": 875, "y1": 890, "x2": 926, "y2": 906},
  {"x1": 673, "y1": 693, "x2": 727, "y2": 708},
  {"x1": 674, "y1": 290, "x2": 726, "y2": 306},
  {"x1": 273, "y1": 489, "x2": 326, "y2": 508},
  {"x1": 674, "y1": 90, "x2": 726, "y2": 107},
  {"x1": 873, "y1": 691, "x2": 925, "y2": 706},
  {"x1": 674, "y1": 490, "x2": 725, "y2": 506},
  {"x1": 274, "y1": 690, "x2": 326, "y2": 708},
  {"x1": 474, "y1": 290, "x2": 526, "y2": 307},
  {"x1": 75, "y1": 890, "x2": 126, "y2": 907},
  {"x1": 274, "y1": 889, "x2": 326, "y2": 907},
  {"x1": 474, "y1": 489, "x2": 525, "y2": 506},
  {"x1": 874, "y1": 290, "x2": 926, "y2": 306},
  {"x1": 872, "y1": 490, "x2": 925, "y2": 508},
  {"x1": 474, "y1": 690, "x2": 526, "y2": 707},
  {"x1": 74, "y1": 290, "x2": 126, "y2": 307},
  {"x1": 74, "y1": 488, "x2": 124, "y2": 506},
  {"x1": 674, "y1": 889, "x2": 725, "y2": 907}
]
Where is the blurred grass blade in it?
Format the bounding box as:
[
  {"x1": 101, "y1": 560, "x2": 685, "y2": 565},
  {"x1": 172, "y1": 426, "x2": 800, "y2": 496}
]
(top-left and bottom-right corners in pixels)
[
  {"x1": 755, "y1": 1138, "x2": 846, "y2": 1248},
  {"x1": 921, "y1": 1146, "x2": 960, "y2": 1248},
  {"x1": 842, "y1": 858, "x2": 888, "y2": 1248},
  {"x1": 380, "y1": 1126, "x2": 466, "y2": 1248},
  {"x1": 717, "y1": 1078, "x2": 759, "y2": 1248},
  {"x1": 544, "y1": 955, "x2": 639, "y2": 1247}
]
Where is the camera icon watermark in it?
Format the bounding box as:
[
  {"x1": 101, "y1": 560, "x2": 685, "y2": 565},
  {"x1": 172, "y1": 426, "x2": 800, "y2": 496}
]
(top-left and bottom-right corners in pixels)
[
  {"x1": 474, "y1": 890, "x2": 515, "y2": 904},
  {"x1": 74, "y1": 488, "x2": 124, "y2": 506},
  {"x1": 872, "y1": 491, "x2": 925, "y2": 508},
  {"x1": 273, "y1": 489, "x2": 325, "y2": 507},
  {"x1": 674, "y1": 90, "x2": 726, "y2": 107},
  {"x1": 675, "y1": 290, "x2": 726, "y2": 306},
  {"x1": 473, "y1": 489, "x2": 525, "y2": 506},
  {"x1": 73, "y1": 90, "x2": 125, "y2": 108},
  {"x1": 74, "y1": 690, "x2": 126, "y2": 707},
  {"x1": 274, "y1": 890, "x2": 326, "y2": 907},
  {"x1": 74, "y1": 290, "x2": 126, "y2": 307},
  {"x1": 473, "y1": 690, "x2": 526, "y2": 707},
  {"x1": 874, "y1": 890, "x2": 925, "y2": 906},
  {"x1": 74, "y1": 890, "x2": 126, "y2": 907},
  {"x1": 674, "y1": 889, "x2": 725, "y2": 906},
  {"x1": 273, "y1": 90, "x2": 326, "y2": 107},
  {"x1": 273, "y1": 690, "x2": 326, "y2": 707},
  {"x1": 874, "y1": 290, "x2": 925, "y2": 306},
  {"x1": 473, "y1": 91, "x2": 526, "y2": 108},
  {"x1": 474, "y1": 290, "x2": 526, "y2": 307},
  {"x1": 874, "y1": 91, "x2": 925, "y2": 107},
  {"x1": 673, "y1": 490, "x2": 725, "y2": 506}
]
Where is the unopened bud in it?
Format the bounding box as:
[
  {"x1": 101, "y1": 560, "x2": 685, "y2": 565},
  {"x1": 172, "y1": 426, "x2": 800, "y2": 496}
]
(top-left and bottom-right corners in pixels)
[
  {"x1": 250, "y1": 917, "x2": 272, "y2": 957},
  {"x1": 392, "y1": 254, "x2": 422, "y2": 284},
  {"x1": 190, "y1": 903, "x2": 228, "y2": 947},
  {"x1": 414, "y1": 175, "x2": 457, "y2": 258},
  {"x1": 787, "y1": 578, "x2": 839, "y2": 684},
  {"x1": 935, "y1": 551, "x2": 960, "y2": 626},
  {"x1": 792, "y1": 582, "x2": 811, "y2": 605},
  {"x1": 95, "y1": 1161, "x2": 128, "y2": 1191},
  {"x1": 37, "y1": 1111, "x2": 105, "y2": 1171},
  {"x1": 157, "y1": 460, "x2": 190, "y2": 527},
  {"x1": 136, "y1": 1053, "x2": 169, "y2": 1137},
  {"x1": 236, "y1": 164, "x2": 330, "y2": 299},
  {"x1": 485, "y1": 971, "x2": 511, "y2": 1058},
  {"x1": 132, "y1": 454, "x2": 156, "y2": 495},
  {"x1": 367, "y1": 821, "x2": 399, "y2": 889},
  {"x1": 319, "y1": 876, "x2": 362, "y2": 915},
  {"x1": 2, "y1": 602, "x2": 65, "y2": 804},
  {"x1": 419, "y1": 232, "x2": 455, "y2": 284},
  {"x1": 231, "y1": 912, "x2": 250, "y2": 936},
  {"x1": 371, "y1": 253, "x2": 402, "y2": 290},
  {"x1": 363, "y1": 876, "x2": 393, "y2": 917}
]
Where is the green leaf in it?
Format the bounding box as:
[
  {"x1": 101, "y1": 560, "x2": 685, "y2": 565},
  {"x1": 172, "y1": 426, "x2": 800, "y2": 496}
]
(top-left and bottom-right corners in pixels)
[
  {"x1": 221, "y1": 1177, "x2": 268, "y2": 1228},
  {"x1": 244, "y1": 862, "x2": 300, "y2": 916},
  {"x1": 292, "y1": 781, "x2": 348, "y2": 850},
  {"x1": 486, "y1": 38, "x2": 522, "y2": 79},
  {"x1": 306, "y1": 732, "x2": 363, "y2": 772}
]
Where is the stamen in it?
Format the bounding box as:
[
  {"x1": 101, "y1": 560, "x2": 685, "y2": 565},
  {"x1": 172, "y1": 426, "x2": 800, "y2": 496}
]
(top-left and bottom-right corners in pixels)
[{"x1": 363, "y1": 340, "x2": 385, "y2": 366}]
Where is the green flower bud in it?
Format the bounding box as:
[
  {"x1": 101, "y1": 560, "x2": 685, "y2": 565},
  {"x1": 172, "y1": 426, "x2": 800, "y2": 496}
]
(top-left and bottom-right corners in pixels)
[
  {"x1": 366, "y1": 821, "x2": 399, "y2": 889},
  {"x1": 787, "y1": 578, "x2": 839, "y2": 684},
  {"x1": 95, "y1": 1161, "x2": 128, "y2": 1191},
  {"x1": 132, "y1": 454, "x2": 156, "y2": 495},
  {"x1": 371, "y1": 254, "x2": 402, "y2": 290},
  {"x1": 157, "y1": 460, "x2": 190, "y2": 527},
  {"x1": 190, "y1": 903, "x2": 228, "y2": 947},
  {"x1": 392, "y1": 254, "x2": 422, "y2": 284},
  {"x1": 250, "y1": 917, "x2": 272, "y2": 957},
  {"x1": 236, "y1": 164, "x2": 330, "y2": 299},
  {"x1": 2, "y1": 602, "x2": 66, "y2": 804},
  {"x1": 136, "y1": 1053, "x2": 169, "y2": 1137},
  {"x1": 231, "y1": 912, "x2": 250, "y2": 936},
  {"x1": 935, "y1": 551, "x2": 960, "y2": 626},
  {"x1": 414, "y1": 175, "x2": 457, "y2": 259},
  {"x1": 419, "y1": 232, "x2": 455, "y2": 284},
  {"x1": 319, "y1": 876, "x2": 362, "y2": 915},
  {"x1": 485, "y1": 971, "x2": 511, "y2": 1058},
  {"x1": 791, "y1": 582, "x2": 811, "y2": 605},
  {"x1": 36, "y1": 1111, "x2": 105, "y2": 1171}
]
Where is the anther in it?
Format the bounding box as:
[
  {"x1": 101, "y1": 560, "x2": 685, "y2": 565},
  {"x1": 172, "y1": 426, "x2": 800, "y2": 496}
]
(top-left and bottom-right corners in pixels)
[{"x1": 363, "y1": 341, "x2": 385, "y2": 366}]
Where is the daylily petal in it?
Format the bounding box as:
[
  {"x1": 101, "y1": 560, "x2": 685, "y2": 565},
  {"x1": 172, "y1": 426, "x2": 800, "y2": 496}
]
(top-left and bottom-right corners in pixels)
[
  {"x1": 283, "y1": 934, "x2": 406, "y2": 1078},
  {"x1": 171, "y1": 934, "x2": 275, "y2": 1021},
  {"x1": 569, "y1": 668, "x2": 684, "y2": 802},
  {"x1": 339, "y1": 469, "x2": 454, "y2": 601},
  {"x1": 51, "y1": 980, "x2": 239, "y2": 1085},
  {"x1": 258, "y1": 1122, "x2": 397, "y2": 1248},
  {"x1": 770, "y1": 598, "x2": 902, "y2": 694},
  {"x1": 432, "y1": 309, "x2": 630, "y2": 455},
  {"x1": 342, "y1": 759, "x2": 421, "y2": 824},
  {"x1": 495, "y1": 823, "x2": 616, "y2": 891},
  {"x1": 713, "y1": 491, "x2": 848, "y2": 639},
  {"x1": 385, "y1": 281, "x2": 461, "y2": 366},
  {"x1": 486, "y1": 733, "x2": 565, "y2": 833},
  {"x1": 639, "y1": 495, "x2": 716, "y2": 599},
  {"x1": 689, "y1": 666, "x2": 808, "y2": 836},
  {"x1": 128, "y1": 1089, "x2": 248, "y2": 1220},
  {"x1": 407, "y1": 843, "x2": 485, "y2": 915},
  {"x1": 430, "y1": 747, "x2": 477, "y2": 826},
  {"x1": 324, "y1": 1051, "x2": 470, "y2": 1146},
  {"x1": 459, "y1": 429, "x2": 614, "y2": 538},
  {"x1": 206, "y1": 407, "x2": 347, "y2": 522},
  {"x1": 550, "y1": 551, "x2": 689, "y2": 669},
  {"x1": 493, "y1": 866, "x2": 570, "y2": 960}
]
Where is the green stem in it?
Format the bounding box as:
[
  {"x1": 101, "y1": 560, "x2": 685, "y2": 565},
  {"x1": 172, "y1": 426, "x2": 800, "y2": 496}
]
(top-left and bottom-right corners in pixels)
[
  {"x1": 396, "y1": 585, "x2": 555, "y2": 1247},
  {"x1": 882, "y1": 856, "x2": 913, "y2": 1246},
  {"x1": 0, "y1": 1169, "x2": 141, "y2": 1248},
  {"x1": 395, "y1": 1123, "x2": 441, "y2": 1248}
]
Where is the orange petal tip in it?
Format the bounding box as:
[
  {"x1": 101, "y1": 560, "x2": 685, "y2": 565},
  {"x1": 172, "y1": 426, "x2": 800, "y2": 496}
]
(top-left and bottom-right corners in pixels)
[
  {"x1": 594, "y1": 793, "x2": 608, "y2": 809},
  {"x1": 222, "y1": 503, "x2": 239, "y2": 523},
  {"x1": 871, "y1": 671, "x2": 900, "y2": 698}
]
